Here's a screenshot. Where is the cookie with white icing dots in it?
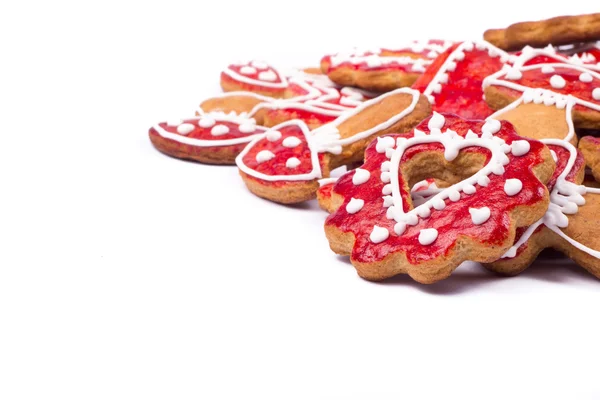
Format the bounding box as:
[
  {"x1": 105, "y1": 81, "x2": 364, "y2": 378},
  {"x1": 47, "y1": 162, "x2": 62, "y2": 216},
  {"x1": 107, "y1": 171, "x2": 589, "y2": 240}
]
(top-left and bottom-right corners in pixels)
[
  {"x1": 319, "y1": 113, "x2": 555, "y2": 283},
  {"x1": 149, "y1": 113, "x2": 268, "y2": 164},
  {"x1": 321, "y1": 40, "x2": 453, "y2": 92},
  {"x1": 236, "y1": 88, "x2": 431, "y2": 204},
  {"x1": 483, "y1": 47, "x2": 600, "y2": 145}
]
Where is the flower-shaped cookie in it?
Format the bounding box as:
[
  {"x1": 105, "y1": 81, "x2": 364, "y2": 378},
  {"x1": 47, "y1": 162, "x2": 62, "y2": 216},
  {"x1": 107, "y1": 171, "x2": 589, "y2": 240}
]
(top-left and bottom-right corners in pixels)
[{"x1": 321, "y1": 113, "x2": 555, "y2": 283}]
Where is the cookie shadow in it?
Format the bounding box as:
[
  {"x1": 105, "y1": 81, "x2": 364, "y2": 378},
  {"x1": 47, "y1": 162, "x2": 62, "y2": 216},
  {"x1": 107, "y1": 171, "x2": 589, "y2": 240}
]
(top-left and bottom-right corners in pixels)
[{"x1": 338, "y1": 249, "x2": 599, "y2": 295}]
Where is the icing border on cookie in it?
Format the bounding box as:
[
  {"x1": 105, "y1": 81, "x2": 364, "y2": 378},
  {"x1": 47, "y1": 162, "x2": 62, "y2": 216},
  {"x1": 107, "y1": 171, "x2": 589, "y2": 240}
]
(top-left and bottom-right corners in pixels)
[
  {"x1": 152, "y1": 113, "x2": 267, "y2": 147},
  {"x1": 236, "y1": 119, "x2": 322, "y2": 181},
  {"x1": 423, "y1": 41, "x2": 513, "y2": 103},
  {"x1": 501, "y1": 139, "x2": 600, "y2": 259}
]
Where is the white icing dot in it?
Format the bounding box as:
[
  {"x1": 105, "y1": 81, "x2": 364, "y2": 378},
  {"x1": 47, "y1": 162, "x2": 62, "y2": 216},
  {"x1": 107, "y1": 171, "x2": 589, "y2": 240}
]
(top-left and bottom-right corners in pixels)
[
  {"x1": 511, "y1": 140, "x2": 530, "y2": 156},
  {"x1": 250, "y1": 61, "x2": 268, "y2": 69},
  {"x1": 176, "y1": 123, "x2": 195, "y2": 135},
  {"x1": 282, "y1": 136, "x2": 302, "y2": 148},
  {"x1": 477, "y1": 175, "x2": 490, "y2": 187},
  {"x1": 198, "y1": 117, "x2": 216, "y2": 128},
  {"x1": 463, "y1": 184, "x2": 476, "y2": 195},
  {"x1": 380, "y1": 172, "x2": 391, "y2": 183},
  {"x1": 352, "y1": 168, "x2": 370, "y2": 185},
  {"x1": 285, "y1": 157, "x2": 301, "y2": 169},
  {"x1": 541, "y1": 65, "x2": 555, "y2": 74},
  {"x1": 382, "y1": 184, "x2": 393, "y2": 195},
  {"x1": 370, "y1": 225, "x2": 389, "y2": 244},
  {"x1": 266, "y1": 130, "x2": 282, "y2": 142},
  {"x1": 550, "y1": 75, "x2": 566, "y2": 89},
  {"x1": 239, "y1": 123, "x2": 256, "y2": 133},
  {"x1": 404, "y1": 214, "x2": 418, "y2": 226},
  {"x1": 504, "y1": 178, "x2": 522, "y2": 196},
  {"x1": 469, "y1": 207, "x2": 491, "y2": 225},
  {"x1": 580, "y1": 72, "x2": 593, "y2": 83},
  {"x1": 346, "y1": 198, "x2": 364, "y2": 214},
  {"x1": 448, "y1": 189, "x2": 461, "y2": 202},
  {"x1": 593, "y1": 88, "x2": 600, "y2": 101},
  {"x1": 428, "y1": 112, "x2": 445, "y2": 130},
  {"x1": 432, "y1": 197, "x2": 446, "y2": 210},
  {"x1": 376, "y1": 136, "x2": 395, "y2": 153},
  {"x1": 240, "y1": 66, "x2": 257, "y2": 75},
  {"x1": 505, "y1": 68, "x2": 523, "y2": 80},
  {"x1": 550, "y1": 150, "x2": 558, "y2": 162},
  {"x1": 258, "y1": 70, "x2": 277, "y2": 82},
  {"x1": 482, "y1": 119, "x2": 501, "y2": 134},
  {"x1": 492, "y1": 164, "x2": 505, "y2": 175},
  {"x1": 382, "y1": 196, "x2": 394, "y2": 207},
  {"x1": 465, "y1": 130, "x2": 478, "y2": 140},
  {"x1": 211, "y1": 124, "x2": 230, "y2": 136},
  {"x1": 418, "y1": 228, "x2": 438, "y2": 245},
  {"x1": 416, "y1": 206, "x2": 431, "y2": 219},
  {"x1": 380, "y1": 161, "x2": 392, "y2": 172},
  {"x1": 413, "y1": 129, "x2": 427, "y2": 137},
  {"x1": 394, "y1": 222, "x2": 406, "y2": 235},
  {"x1": 256, "y1": 150, "x2": 275, "y2": 163}
]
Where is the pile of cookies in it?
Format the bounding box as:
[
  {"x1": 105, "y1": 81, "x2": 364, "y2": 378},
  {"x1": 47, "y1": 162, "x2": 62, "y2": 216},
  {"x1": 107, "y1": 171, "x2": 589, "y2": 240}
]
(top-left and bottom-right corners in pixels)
[{"x1": 149, "y1": 13, "x2": 600, "y2": 284}]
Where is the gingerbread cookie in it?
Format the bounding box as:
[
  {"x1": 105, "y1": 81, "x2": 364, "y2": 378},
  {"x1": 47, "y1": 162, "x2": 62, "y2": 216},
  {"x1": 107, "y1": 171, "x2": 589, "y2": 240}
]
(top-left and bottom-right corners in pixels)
[
  {"x1": 411, "y1": 41, "x2": 512, "y2": 120},
  {"x1": 319, "y1": 113, "x2": 555, "y2": 283},
  {"x1": 578, "y1": 135, "x2": 600, "y2": 181},
  {"x1": 484, "y1": 13, "x2": 600, "y2": 51},
  {"x1": 483, "y1": 52, "x2": 600, "y2": 144},
  {"x1": 220, "y1": 61, "x2": 289, "y2": 98},
  {"x1": 485, "y1": 139, "x2": 600, "y2": 278},
  {"x1": 210, "y1": 67, "x2": 375, "y2": 129},
  {"x1": 149, "y1": 113, "x2": 268, "y2": 164},
  {"x1": 321, "y1": 40, "x2": 453, "y2": 92},
  {"x1": 236, "y1": 88, "x2": 431, "y2": 204}
]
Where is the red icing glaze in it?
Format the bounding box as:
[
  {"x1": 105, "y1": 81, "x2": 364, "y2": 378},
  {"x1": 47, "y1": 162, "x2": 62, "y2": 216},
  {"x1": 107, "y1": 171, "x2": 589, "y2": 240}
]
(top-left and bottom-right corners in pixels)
[
  {"x1": 221, "y1": 61, "x2": 287, "y2": 96},
  {"x1": 490, "y1": 65, "x2": 600, "y2": 113},
  {"x1": 266, "y1": 108, "x2": 338, "y2": 126},
  {"x1": 150, "y1": 117, "x2": 267, "y2": 152},
  {"x1": 240, "y1": 122, "x2": 324, "y2": 187},
  {"x1": 317, "y1": 182, "x2": 334, "y2": 201},
  {"x1": 412, "y1": 43, "x2": 507, "y2": 120},
  {"x1": 325, "y1": 114, "x2": 549, "y2": 265}
]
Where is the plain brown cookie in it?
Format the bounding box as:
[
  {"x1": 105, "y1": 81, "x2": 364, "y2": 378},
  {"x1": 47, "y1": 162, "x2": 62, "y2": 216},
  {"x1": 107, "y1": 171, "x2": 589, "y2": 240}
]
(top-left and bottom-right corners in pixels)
[{"x1": 484, "y1": 13, "x2": 600, "y2": 51}]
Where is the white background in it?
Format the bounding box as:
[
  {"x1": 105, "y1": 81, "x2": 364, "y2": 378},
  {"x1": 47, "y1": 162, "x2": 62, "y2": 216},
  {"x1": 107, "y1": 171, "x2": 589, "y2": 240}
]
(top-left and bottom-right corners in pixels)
[{"x1": 1, "y1": 1, "x2": 600, "y2": 399}]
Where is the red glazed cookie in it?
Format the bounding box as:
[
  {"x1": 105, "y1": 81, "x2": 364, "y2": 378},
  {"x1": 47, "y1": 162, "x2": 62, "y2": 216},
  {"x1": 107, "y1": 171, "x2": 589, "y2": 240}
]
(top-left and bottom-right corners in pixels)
[
  {"x1": 320, "y1": 113, "x2": 554, "y2": 283},
  {"x1": 236, "y1": 88, "x2": 431, "y2": 204},
  {"x1": 220, "y1": 61, "x2": 289, "y2": 98},
  {"x1": 484, "y1": 13, "x2": 600, "y2": 52},
  {"x1": 411, "y1": 41, "x2": 512, "y2": 120},
  {"x1": 209, "y1": 69, "x2": 376, "y2": 129},
  {"x1": 149, "y1": 113, "x2": 268, "y2": 164},
  {"x1": 483, "y1": 50, "x2": 600, "y2": 144},
  {"x1": 579, "y1": 135, "x2": 600, "y2": 181},
  {"x1": 485, "y1": 139, "x2": 600, "y2": 279},
  {"x1": 321, "y1": 40, "x2": 453, "y2": 92}
]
